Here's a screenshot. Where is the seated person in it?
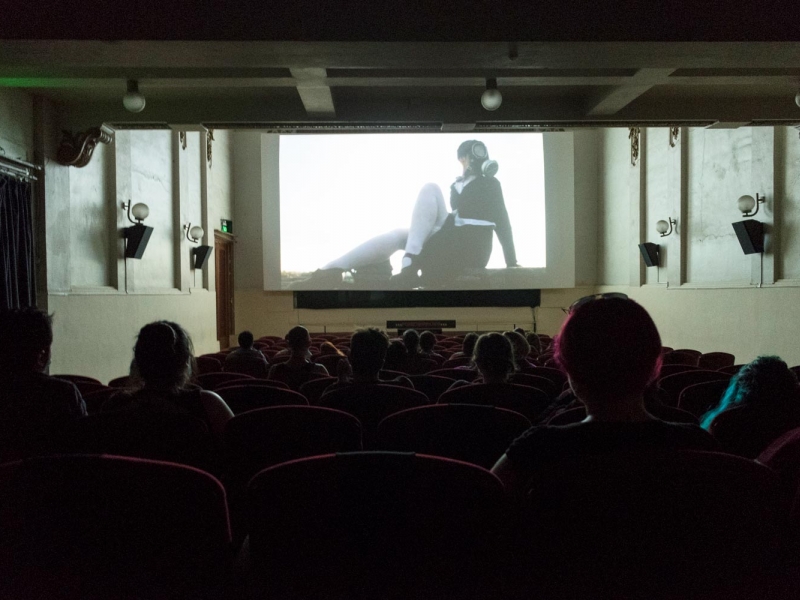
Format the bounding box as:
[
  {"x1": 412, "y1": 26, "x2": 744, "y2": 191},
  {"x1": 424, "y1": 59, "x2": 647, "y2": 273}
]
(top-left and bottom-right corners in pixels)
[
  {"x1": 448, "y1": 332, "x2": 479, "y2": 362},
  {"x1": 525, "y1": 332, "x2": 542, "y2": 359},
  {"x1": 702, "y1": 355, "x2": 800, "y2": 458},
  {"x1": 0, "y1": 308, "x2": 87, "y2": 460},
  {"x1": 442, "y1": 333, "x2": 550, "y2": 420},
  {"x1": 325, "y1": 328, "x2": 414, "y2": 394},
  {"x1": 492, "y1": 297, "x2": 716, "y2": 497},
  {"x1": 503, "y1": 330, "x2": 536, "y2": 372},
  {"x1": 268, "y1": 326, "x2": 329, "y2": 390},
  {"x1": 103, "y1": 321, "x2": 233, "y2": 440},
  {"x1": 400, "y1": 329, "x2": 437, "y2": 374},
  {"x1": 224, "y1": 330, "x2": 269, "y2": 377},
  {"x1": 383, "y1": 340, "x2": 411, "y2": 373},
  {"x1": 418, "y1": 330, "x2": 444, "y2": 364}
]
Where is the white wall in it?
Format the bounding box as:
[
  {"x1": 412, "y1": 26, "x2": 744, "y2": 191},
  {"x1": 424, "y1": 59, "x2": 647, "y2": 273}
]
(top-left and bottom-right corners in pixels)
[
  {"x1": 596, "y1": 125, "x2": 800, "y2": 367},
  {"x1": 0, "y1": 88, "x2": 238, "y2": 383}
]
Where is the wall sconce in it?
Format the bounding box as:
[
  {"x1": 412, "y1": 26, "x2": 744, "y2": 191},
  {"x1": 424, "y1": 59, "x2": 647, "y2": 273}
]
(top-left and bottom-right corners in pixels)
[
  {"x1": 184, "y1": 223, "x2": 204, "y2": 243},
  {"x1": 655, "y1": 218, "x2": 676, "y2": 237},
  {"x1": 184, "y1": 223, "x2": 212, "y2": 269},
  {"x1": 737, "y1": 193, "x2": 765, "y2": 217},
  {"x1": 121, "y1": 201, "x2": 153, "y2": 259}
]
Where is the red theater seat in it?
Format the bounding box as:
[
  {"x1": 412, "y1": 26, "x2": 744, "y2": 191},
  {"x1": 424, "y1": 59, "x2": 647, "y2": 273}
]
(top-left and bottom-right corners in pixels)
[
  {"x1": 215, "y1": 385, "x2": 308, "y2": 415},
  {"x1": 245, "y1": 452, "x2": 506, "y2": 599},
  {"x1": 196, "y1": 371, "x2": 254, "y2": 391},
  {"x1": 298, "y1": 376, "x2": 338, "y2": 404},
  {"x1": 658, "y1": 370, "x2": 730, "y2": 407},
  {"x1": 439, "y1": 382, "x2": 550, "y2": 422},
  {"x1": 406, "y1": 374, "x2": 457, "y2": 402},
  {"x1": 0, "y1": 455, "x2": 231, "y2": 600},
  {"x1": 429, "y1": 367, "x2": 479, "y2": 381},
  {"x1": 678, "y1": 380, "x2": 731, "y2": 418},
  {"x1": 195, "y1": 355, "x2": 222, "y2": 374},
  {"x1": 698, "y1": 351, "x2": 736, "y2": 370}
]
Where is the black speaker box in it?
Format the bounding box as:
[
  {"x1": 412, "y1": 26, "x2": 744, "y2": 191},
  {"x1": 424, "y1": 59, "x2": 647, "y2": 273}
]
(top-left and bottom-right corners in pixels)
[
  {"x1": 193, "y1": 245, "x2": 213, "y2": 269},
  {"x1": 124, "y1": 224, "x2": 154, "y2": 259},
  {"x1": 638, "y1": 242, "x2": 660, "y2": 268},
  {"x1": 732, "y1": 220, "x2": 764, "y2": 255}
]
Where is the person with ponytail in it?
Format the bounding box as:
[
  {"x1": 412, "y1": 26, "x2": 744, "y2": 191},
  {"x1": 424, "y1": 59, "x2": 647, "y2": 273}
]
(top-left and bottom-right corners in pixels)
[
  {"x1": 296, "y1": 139, "x2": 519, "y2": 287},
  {"x1": 103, "y1": 321, "x2": 233, "y2": 440}
]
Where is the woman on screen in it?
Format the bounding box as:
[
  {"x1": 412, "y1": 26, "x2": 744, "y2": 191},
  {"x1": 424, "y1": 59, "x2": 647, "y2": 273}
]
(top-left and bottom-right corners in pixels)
[{"x1": 296, "y1": 140, "x2": 520, "y2": 287}]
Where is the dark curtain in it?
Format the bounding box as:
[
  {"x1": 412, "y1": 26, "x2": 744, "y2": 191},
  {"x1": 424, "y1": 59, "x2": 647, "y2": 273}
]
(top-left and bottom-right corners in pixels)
[{"x1": 0, "y1": 175, "x2": 36, "y2": 309}]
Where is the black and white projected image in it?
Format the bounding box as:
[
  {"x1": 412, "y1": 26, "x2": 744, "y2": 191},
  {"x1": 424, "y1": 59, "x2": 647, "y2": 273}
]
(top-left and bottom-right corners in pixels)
[{"x1": 279, "y1": 133, "x2": 546, "y2": 290}]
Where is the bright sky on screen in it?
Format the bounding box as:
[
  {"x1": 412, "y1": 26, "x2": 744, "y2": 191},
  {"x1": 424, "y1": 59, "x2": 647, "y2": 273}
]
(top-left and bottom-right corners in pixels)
[{"x1": 279, "y1": 133, "x2": 546, "y2": 275}]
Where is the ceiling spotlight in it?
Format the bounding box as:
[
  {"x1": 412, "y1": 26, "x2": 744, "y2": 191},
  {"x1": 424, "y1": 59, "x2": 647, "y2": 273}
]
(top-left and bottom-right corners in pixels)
[
  {"x1": 481, "y1": 78, "x2": 502, "y2": 111},
  {"x1": 123, "y1": 80, "x2": 146, "y2": 113}
]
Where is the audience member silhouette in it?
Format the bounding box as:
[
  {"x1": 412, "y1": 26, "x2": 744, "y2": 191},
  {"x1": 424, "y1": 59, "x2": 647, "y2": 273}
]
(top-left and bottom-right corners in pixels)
[
  {"x1": 102, "y1": 321, "x2": 233, "y2": 440},
  {"x1": 0, "y1": 308, "x2": 87, "y2": 460},
  {"x1": 383, "y1": 340, "x2": 411, "y2": 373},
  {"x1": 268, "y1": 326, "x2": 329, "y2": 390},
  {"x1": 492, "y1": 297, "x2": 716, "y2": 496},
  {"x1": 419, "y1": 330, "x2": 444, "y2": 362},
  {"x1": 326, "y1": 328, "x2": 413, "y2": 393},
  {"x1": 702, "y1": 355, "x2": 800, "y2": 457},
  {"x1": 449, "y1": 332, "x2": 479, "y2": 361},
  {"x1": 224, "y1": 330, "x2": 269, "y2": 377},
  {"x1": 503, "y1": 330, "x2": 536, "y2": 371}
]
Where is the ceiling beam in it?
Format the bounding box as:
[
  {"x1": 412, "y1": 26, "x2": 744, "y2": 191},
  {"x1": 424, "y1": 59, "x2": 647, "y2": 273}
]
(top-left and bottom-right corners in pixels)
[
  {"x1": 585, "y1": 68, "x2": 676, "y2": 116},
  {"x1": 290, "y1": 67, "x2": 335, "y2": 117}
]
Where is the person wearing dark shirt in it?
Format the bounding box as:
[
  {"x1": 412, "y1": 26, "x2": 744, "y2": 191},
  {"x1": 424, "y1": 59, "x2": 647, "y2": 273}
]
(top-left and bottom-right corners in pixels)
[
  {"x1": 323, "y1": 328, "x2": 414, "y2": 396},
  {"x1": 418, "y1": 330, "x2": 444, "y2": 363},
  {"x1": 224, "y1": 330, "x2": 269, "y2": 377},
  {"x1": 268, "y1": 326, "x2": 329, "y2": 391},
  {"x1": 492, "y1": 296, "x2": 716, "y2": 496},
  {"x1": 0, "y1": 308, "x2": 87, "y2": 461}
]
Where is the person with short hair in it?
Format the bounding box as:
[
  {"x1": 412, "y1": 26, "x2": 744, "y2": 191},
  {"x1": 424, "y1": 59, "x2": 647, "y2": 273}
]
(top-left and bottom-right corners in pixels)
[
  {"x1": 224, "y1": 330, "x2": 269, "y2": 377},
  {"x1": 419, "y1": 331, "x2": 444, "y2": 363},
  {"x1": 503, "y1": 330, "x2": 535, "y2": 371},
  {"x1": 325, "y1": 328, "x2": 413, "y2": 394},
  {"x1": 0, "y1": 308, "x2": 87, "y2": 460},
  {"x1": 103, "y1": 321, "x2": 233, "y2": 440},
  {"x1": 449, "y1": 332, "x2": 479, "y2": 361},
  {"x1": 492, "y1": 297, "x2": 716, "y2": 497},
  {"x1": 268, "y1": 326, "x2": 329, "y2": 390}
]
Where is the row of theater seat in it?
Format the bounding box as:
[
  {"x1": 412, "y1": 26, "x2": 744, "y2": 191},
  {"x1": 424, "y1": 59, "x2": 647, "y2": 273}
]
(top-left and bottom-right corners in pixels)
[{"x1": 1, "y1": 449, "x2": 796, "y2": 600}]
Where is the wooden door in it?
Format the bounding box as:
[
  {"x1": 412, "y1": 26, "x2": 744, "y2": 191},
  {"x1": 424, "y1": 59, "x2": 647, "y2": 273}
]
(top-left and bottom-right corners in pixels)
[{"x1": 215, "y1": 232, "x2": 235, "y2": 349}]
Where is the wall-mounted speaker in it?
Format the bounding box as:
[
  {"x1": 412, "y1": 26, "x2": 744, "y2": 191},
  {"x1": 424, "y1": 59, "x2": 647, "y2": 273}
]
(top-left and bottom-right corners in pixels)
[
  {"x1": 193, "y1": 245, "x2": 213, "y2": 269},
  {"x1": 732, "y1": 219, "x2": 764, "y2": 255},
  {"x1": 124, "y1": 224, "x2": 154, "y2": 259},
  {"x1": 638, "y1": 242, "x2": 660, "y2": 268}
]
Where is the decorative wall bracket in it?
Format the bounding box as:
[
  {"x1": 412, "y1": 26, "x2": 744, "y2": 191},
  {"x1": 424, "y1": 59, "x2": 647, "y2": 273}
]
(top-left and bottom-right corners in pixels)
[
  {"x1": 56, "y1": 125, "x2": 114, "y2": 168},
  {"x1": 628, "y1": 127, "x2": 641, "y2": 166},
  {"x1": 669, "y1": 126, "x2": 680, "y2": 148},
  {"x1": 206, "y1": 129, "x2": 215, "y2": 168}
]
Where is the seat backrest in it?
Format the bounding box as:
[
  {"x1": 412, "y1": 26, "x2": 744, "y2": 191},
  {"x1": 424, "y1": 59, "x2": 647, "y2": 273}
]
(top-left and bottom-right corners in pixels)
[
  {"x1": 526, "y1": 365, "x2": 568, "y2": 389},
  {"x1": 657, "y1": 370, "x2": 730, "y2": 406},
  {"x1": 246, "y1": 452, "x2": 506, "y2": 598},
  {"x1": 406, "y1": 374, "x2": 457, "y2": 402},
  {"x1": 52, "y1": 374, "x2": 102, "y2": 386},
  {"x1": 298, "y1": 376, "x2": 338, "y2": 405},
  {"x1": 718, "y1": 364, "x2": 745, "y2": 375},
  {"x1": 512, "y1": 451, "x2": 786, "y2": 599},
  {"x1": 107, "y1": 375, "x2": 133, "y2": 388},
  {"x1": 215, "y1": 385, "x2": 308, "y2": 415},
  {"x1": 678, "y1": 379, "x2": 731, "y2": 417},
  {"x1": 216, "y1": 378, "x2": 290, "y2": 391},
  {"x1": 0, "y1": 455, "x2": 231, "y2": 600},
  {"x1": 758, "y1": 425, "x2": 800, "y2": 501},
  {"x1": 319, "y1": 384, "x2": 429, "y2": 448},
  {"x1": 59, "y1": 410, "x2": 217, "y2": 472},
  {"x1": 81, "y1": 387, "x2": 119, "y2": 414},
  {"x1": 508, "y1": 372, "x2": 557, "y2": 398},
  {"x1": 698, "y1": 351, "x2": 736, "y2": 370},
  {"x1": 441, "y1": 355, "x2": 473, "y2": 368},
  {"x1": 546, "y1": 406, "x2": 586, "y2": 425},
  {"x1": 428, "y1": 367, "x2": 478, "y2": 381},
  {"x1": 377, "y1": 404, "x2": 530, "y2": 468},
  {"x1": 661, "y1": 350, "x2": 701, "y2": 366},
  {"x1": 313, "y1": 353, "x2": 345, "y2": 373},
  {"x1": 711, "y1": 402, "x2": 800, "y2": 458},
  {"x1": 196, "y1": 371, "x2": 254, "y2": 391},
  {"x1": 195, "y1": 355, "x2": 223, "y2": 374},
  {"x1": 658, "y1": 363, "x2": 701, "y2": 379},
  {"x1": 224, "y1": 406, "x2": 362, "y2": 494},
  {"x1": 439, "y1": 383, "x2": 550, "y2": 422}
]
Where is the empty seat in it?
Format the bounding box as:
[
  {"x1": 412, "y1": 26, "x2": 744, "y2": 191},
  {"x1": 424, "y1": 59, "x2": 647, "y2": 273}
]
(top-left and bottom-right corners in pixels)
[
  {"x1": 678, "y1": 379, "x2": 731, "y2": 418},
  {"x1": 377, "y1": 404, "x2": 530, "y2": 468},
  {"x1": 195, "y1": 355, "x2": 222, "y2": 374},
  {"x1": 508, "y1": 372, "x2": 558, "y2": 397},
  {"x1": 406, "y1": 374, "x2": 457, "y2": 402},
  {"x1": 441, "y1": 356, "x2": 473, "y2": 368},
  {"x1": 319, "y1": 384, "x2": 429, "y2": 448},
  {"x1": 657, "y1": 370, "x2": 730, "y2": 407},
  {"x1": 0, "y1": 455, "x2": 231, "y2": 600},
  {"x1": 658, "y1": 363, "x2": 701, "y2": 378},
  {"x1": 246, "y1": 452, "x2": 507, "y2": 599},
  {"x1": 526, "y1": 366, "x2": 568, "y2": 389},
  {"x1": 215, "y1": 385, "x2": 308, "y2": 415},
  {"x1": 52, "y1": 374, "x2": 102, "y2": 387},
  {"x1": 216, "y1": 378, "x2": 290, "y2": 391},
  {"x1": 59, "y1": 410, "x2": 218, "y2": 473},
  {"x1": 509, "y1": 451, "x2": 786, "y2": 600},
  {"x1": 81, "y1": 386, "x2": 119, "y2": 414},
  {"x1": 698, "y1": 351, "x2": 736, "y2": 370},
  {"x1": 196, "y1": 371, "x2": 253, "y2": 391},
  {"x1": 440, "y1": 382, "x2": 550, "y2": 422},
  {"x1": 711, "y1": 402, "x2": 800, "y2": 458},
  {"x1": 718, "y1": 364, "x2": 745, "y2": 375},
  {"x1": 107, "y1": 375, "x2": 134, "y2": 388}
]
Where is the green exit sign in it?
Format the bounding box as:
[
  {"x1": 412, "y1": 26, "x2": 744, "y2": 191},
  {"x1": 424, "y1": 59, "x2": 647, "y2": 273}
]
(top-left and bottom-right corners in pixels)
[{"x1": 221, "y1": 219, "x2": 233, "y2": 233}]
